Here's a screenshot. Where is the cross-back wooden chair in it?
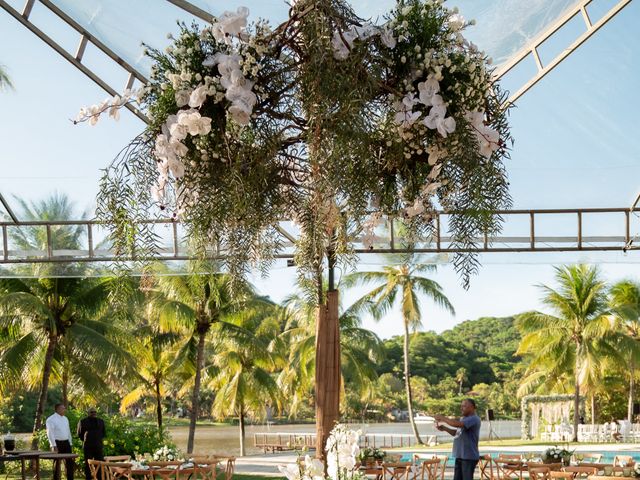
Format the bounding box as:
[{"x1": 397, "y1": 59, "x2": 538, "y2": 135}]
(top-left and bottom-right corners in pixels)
[
  {"x1": 192, "y1": 459, "x2": 219, "y2": 480},
  {"x1": 613, "y1": 456, "x2": 635, "y2": 467},
  {"x1": 416, "y1": 458, "x2": 440, "y2": 480},
  {"x1": 494, "y1": 456, "x2": 525, "y2": 480},
  {"x1": 150, "y1": 466, "x2": 196, "y2": 480},
  {"x1": 221, "y1": 457, "x2": 235, "y2": 480},
  {"x1": 433, "y1": 456, "x2": 448, "y2": 480},
  {"x1": 478, "y1": 455, "x2": 494, "y2": 480},
  {"x1": 88, "y1": 459, "x2": 105, "y2": 480},
  {"x1": 382, "y1": 462, "x2": 413, "y2": 480},
  {"x1": 103, "y1": 462, "x2": 133, "y2": 480}
]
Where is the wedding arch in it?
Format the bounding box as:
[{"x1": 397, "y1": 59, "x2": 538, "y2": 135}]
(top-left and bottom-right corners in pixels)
[{"x1": 521, "y1": 394, "x2": 586, "y2": 440}]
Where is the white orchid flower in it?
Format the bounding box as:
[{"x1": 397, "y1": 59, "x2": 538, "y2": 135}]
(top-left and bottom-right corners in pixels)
[
  {"x1": 417, "y1": 77, "x2": 440, "y2": 105},
  {"x1": 188, "y1": 85, "x2": 209, "y2": 108},
  {"x1": 277, "y1": 464, "x2": 300, "y2": 480},
  {"x1": 331, "y1": 29, "x2": 356, "y2": 60},
  {"x1": 212, "y1": 6, "x2": 250, "y2": 43},
  {"x1": 380, "y1": 27, "x2": 396, "y2": 49}
]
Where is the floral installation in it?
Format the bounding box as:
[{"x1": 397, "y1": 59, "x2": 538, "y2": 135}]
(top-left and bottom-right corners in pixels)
[
  {"x1": 80, "y1": 0, "x2": 512, "y2": 291},
  {"x1": 278, "y1": 424, "x2": 362, "y2": 480}
]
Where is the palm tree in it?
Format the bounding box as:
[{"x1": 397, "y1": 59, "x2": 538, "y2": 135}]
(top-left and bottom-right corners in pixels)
[
  {"x1": 0, "y1": 194, "x2": 123, "y2": 448},
  {"x1": 517, "y1": 265, "x2": 618, "y2": 440},
  {"x1": 278, "y1": 292, "x2": 385, "y2": 417},
  {"x1": 209, "y1": 300, "x2": 283, "y2": 456},
  {"x1": 0, "y1": 275, "x2": 123, "y2": 447},
  {"x1": 119, "y1": 328, "x2": 183, "y2": 435},
  {"x1": 609, "y1": 280, "x2": 640, "y2": 421},
  {"x1": 456, "y1": 367, "x2": 468, "y2": 395},
  {"x1": 344, "y1": 262, "x2": 454, "y2": 444},
  {"x1": 154, "y1": 265, "x2": 252, "y2": 453}
]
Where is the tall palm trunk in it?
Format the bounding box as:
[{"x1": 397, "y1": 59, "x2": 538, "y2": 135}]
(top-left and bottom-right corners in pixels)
[
  {"x1": 403, "y1": 320, "x2": 422, "y2": 445},
  {"x1": 590, "y1": 394, "x2": 596, "y2": 425},
  {"x1": 628, "y1": 361, "x2": 635, "y2": 421},
  {"x1": 62, "y1": 358, "x2": 69, "y2": 409},
  {"x1": 239, "y1": 406, "x2": 246, "y2": 457},
  {"x1": 187, "y1": 329, "x2": 207, "y2": 453},
  {"x1": 573, "y1": 354, "x2": 580, "y2": 442},
  {"x1": 32, "y1": 332, "x2": 58, "y2": 449},
  {"x1": 155, "y1": 379, "x2": 163, "y2": 437}
]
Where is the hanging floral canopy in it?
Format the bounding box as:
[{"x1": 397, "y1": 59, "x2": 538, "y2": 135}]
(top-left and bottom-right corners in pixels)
[
  {"x1": 521, "y1": 394, "x2": 586, "y2": 440},
  {"x1": 82, "y1": 0, "x2": 512, "y2": 289}
]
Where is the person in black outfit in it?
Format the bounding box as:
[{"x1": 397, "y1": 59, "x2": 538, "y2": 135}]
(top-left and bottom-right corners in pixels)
[{"x1": 77, "y1": 408, "x2": 106, "y2": 480}]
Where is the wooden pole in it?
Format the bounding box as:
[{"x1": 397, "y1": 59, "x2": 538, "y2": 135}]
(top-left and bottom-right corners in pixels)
[{"x1": 315, "y1": 290, "x2": 341, "y2": 459}]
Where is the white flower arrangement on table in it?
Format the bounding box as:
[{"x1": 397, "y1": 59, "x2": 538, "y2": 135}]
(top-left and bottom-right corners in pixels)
[
  {"x1": 541, "y1": 446, "x2": 572, "y2": 464},
  {"x1": 151, "y1": 445, "x2": 183, "y2": 462},
  {"x1": 278, "y1": 425, "x2": 363, "y2": 480}
]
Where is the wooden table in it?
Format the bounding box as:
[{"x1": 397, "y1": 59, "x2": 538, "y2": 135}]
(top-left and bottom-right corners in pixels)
[
  {"x1": 587, "y1": 476, "x2": 636, "y2": 480},
  {"x1": 39, "y1": 453, "x2": 78, "y2": 480},
  {"x1": 0, "y1": 450, "x2": 48, "y2": 480}
]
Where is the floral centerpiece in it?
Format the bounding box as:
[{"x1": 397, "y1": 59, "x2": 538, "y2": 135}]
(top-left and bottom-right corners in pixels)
[
  {"x1": 359, "y1": 447, "x2": 385, "y2": 466},
  {"x1": 152, "y1": 445, "x2": 183, "y2": 462},
  {"x1": 279, "y1": 425, "x2": 362, "y2": 480},
  {"x1": 542, "y1": 447, "x2": 573, "y2": 466}
]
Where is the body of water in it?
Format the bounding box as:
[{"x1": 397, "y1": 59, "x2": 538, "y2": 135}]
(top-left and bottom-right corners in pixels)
[{"x1": 169, "y1": 420, "x2": 522, "y2": 457}]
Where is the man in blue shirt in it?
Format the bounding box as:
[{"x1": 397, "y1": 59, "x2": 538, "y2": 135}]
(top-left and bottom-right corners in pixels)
[{"x1": 434, "y1": 399, "x2": 481, "y2": 480}]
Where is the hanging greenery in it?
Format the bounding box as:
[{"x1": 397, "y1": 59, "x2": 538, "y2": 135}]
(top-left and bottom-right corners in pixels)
[{"x1": 80, "y1": 0, "x2": 512, "y2": 292}]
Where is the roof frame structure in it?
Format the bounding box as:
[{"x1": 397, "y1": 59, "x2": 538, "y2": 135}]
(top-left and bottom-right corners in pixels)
[
  {"x1": 1, "y1": 207, "x2": 638, "y2": 264},
  {"x1": 495, "y1": 0, "x2": 633, "y2": 104},
  {"x1": 0, "y1": 0, "x2": 149, "y2": 122}
]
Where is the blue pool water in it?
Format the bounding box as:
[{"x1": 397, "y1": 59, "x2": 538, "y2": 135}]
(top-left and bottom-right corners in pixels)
[{"x1": 399, "y1": 451, "x2": 640, "y2": 467}]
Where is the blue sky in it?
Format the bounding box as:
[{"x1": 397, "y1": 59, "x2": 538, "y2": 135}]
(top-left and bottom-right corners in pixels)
[{"x1": 1, "y1": 0, "x2": 639, "y2": 338}]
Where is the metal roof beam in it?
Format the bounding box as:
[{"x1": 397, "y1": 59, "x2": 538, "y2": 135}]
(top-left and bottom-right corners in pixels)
[
  {"x1": 166, "y1": 0, "x2": 214, "y2": 23},
  {"x1": 0, "y1": 0, "x2": 149, "y2": 123},
  {"x1": 495, "y1": 0, "x2": 633, "y2": 105}
]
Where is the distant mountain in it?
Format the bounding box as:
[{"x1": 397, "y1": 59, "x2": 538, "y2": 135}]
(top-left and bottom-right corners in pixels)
[{"x1": 441, "y1": 316, "x2": 521, "y2": 363}]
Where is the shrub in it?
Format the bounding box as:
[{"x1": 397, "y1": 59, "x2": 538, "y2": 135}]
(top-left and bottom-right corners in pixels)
[{"x1": 36, "y1": 408, "x2": 174, "y2": 466}]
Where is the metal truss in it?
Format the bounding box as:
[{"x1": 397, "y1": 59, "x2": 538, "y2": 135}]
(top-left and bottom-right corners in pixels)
[
  {"x1": 495, "y1": 0, "x2": 633, "y2": 105},
  {"x1": 0, "y1": 0, "x2": 149, "y2": 122},
  {"x1": 4, "y1": 0, "x2": 633, "y2": 116},
  {"x1": 1, "y1": 207, "x2": 637, "y2": 265}
]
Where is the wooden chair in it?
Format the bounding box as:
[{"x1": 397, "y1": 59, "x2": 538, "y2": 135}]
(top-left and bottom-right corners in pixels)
[
  {"x1": 614, "y1": 456, "x2": 635, "y2": 467},
  {"x1": 495, "y1": 456, "x2": 525, "y2": 480},
  {"x1": 105, "y1": 456, "x2": 132, "y2": 463},
  {"x1": 192, "y1": 458, "x2": 220, "y2": 480},
  {"x1": 434, "y1": 456, "x2": 448, "y2": 480},
  {"x1": 562, "y1": 466, "x2": 598, "y2": 478},
  {"x1": 88, "y1": 459, "x2": 105, "y2": 480},
  {"x1": 382, "y1": 462, "x2": 413, "y2": 480},
  {"x1": 222, "y1": 457, "x2": 235, "y2": 480},
  {"x1": 416, "y1": 458, "x2": 440, "y2": 480},
  {"x1": 103, "y1": 462, "x2": 133, "y2": 480},
  {"x1": 150, "y1": 466, "x2": 196, "y2": 480},
  {"x1": 478, "y1": 455, "x2": 494, "y2": 480},
  {"x1": 530, "y1": 467, "x2": 573, "y2": 480}
]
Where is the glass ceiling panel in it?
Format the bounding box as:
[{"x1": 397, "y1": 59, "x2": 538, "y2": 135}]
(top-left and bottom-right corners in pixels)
[{"x1": 47, "y1": 0, "x2": 581, "y2": 80}]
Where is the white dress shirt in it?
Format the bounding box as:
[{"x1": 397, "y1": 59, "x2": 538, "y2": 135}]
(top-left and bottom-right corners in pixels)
[{"x1": 45, "y1": 412, "x2": 72, "y2": 447}]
